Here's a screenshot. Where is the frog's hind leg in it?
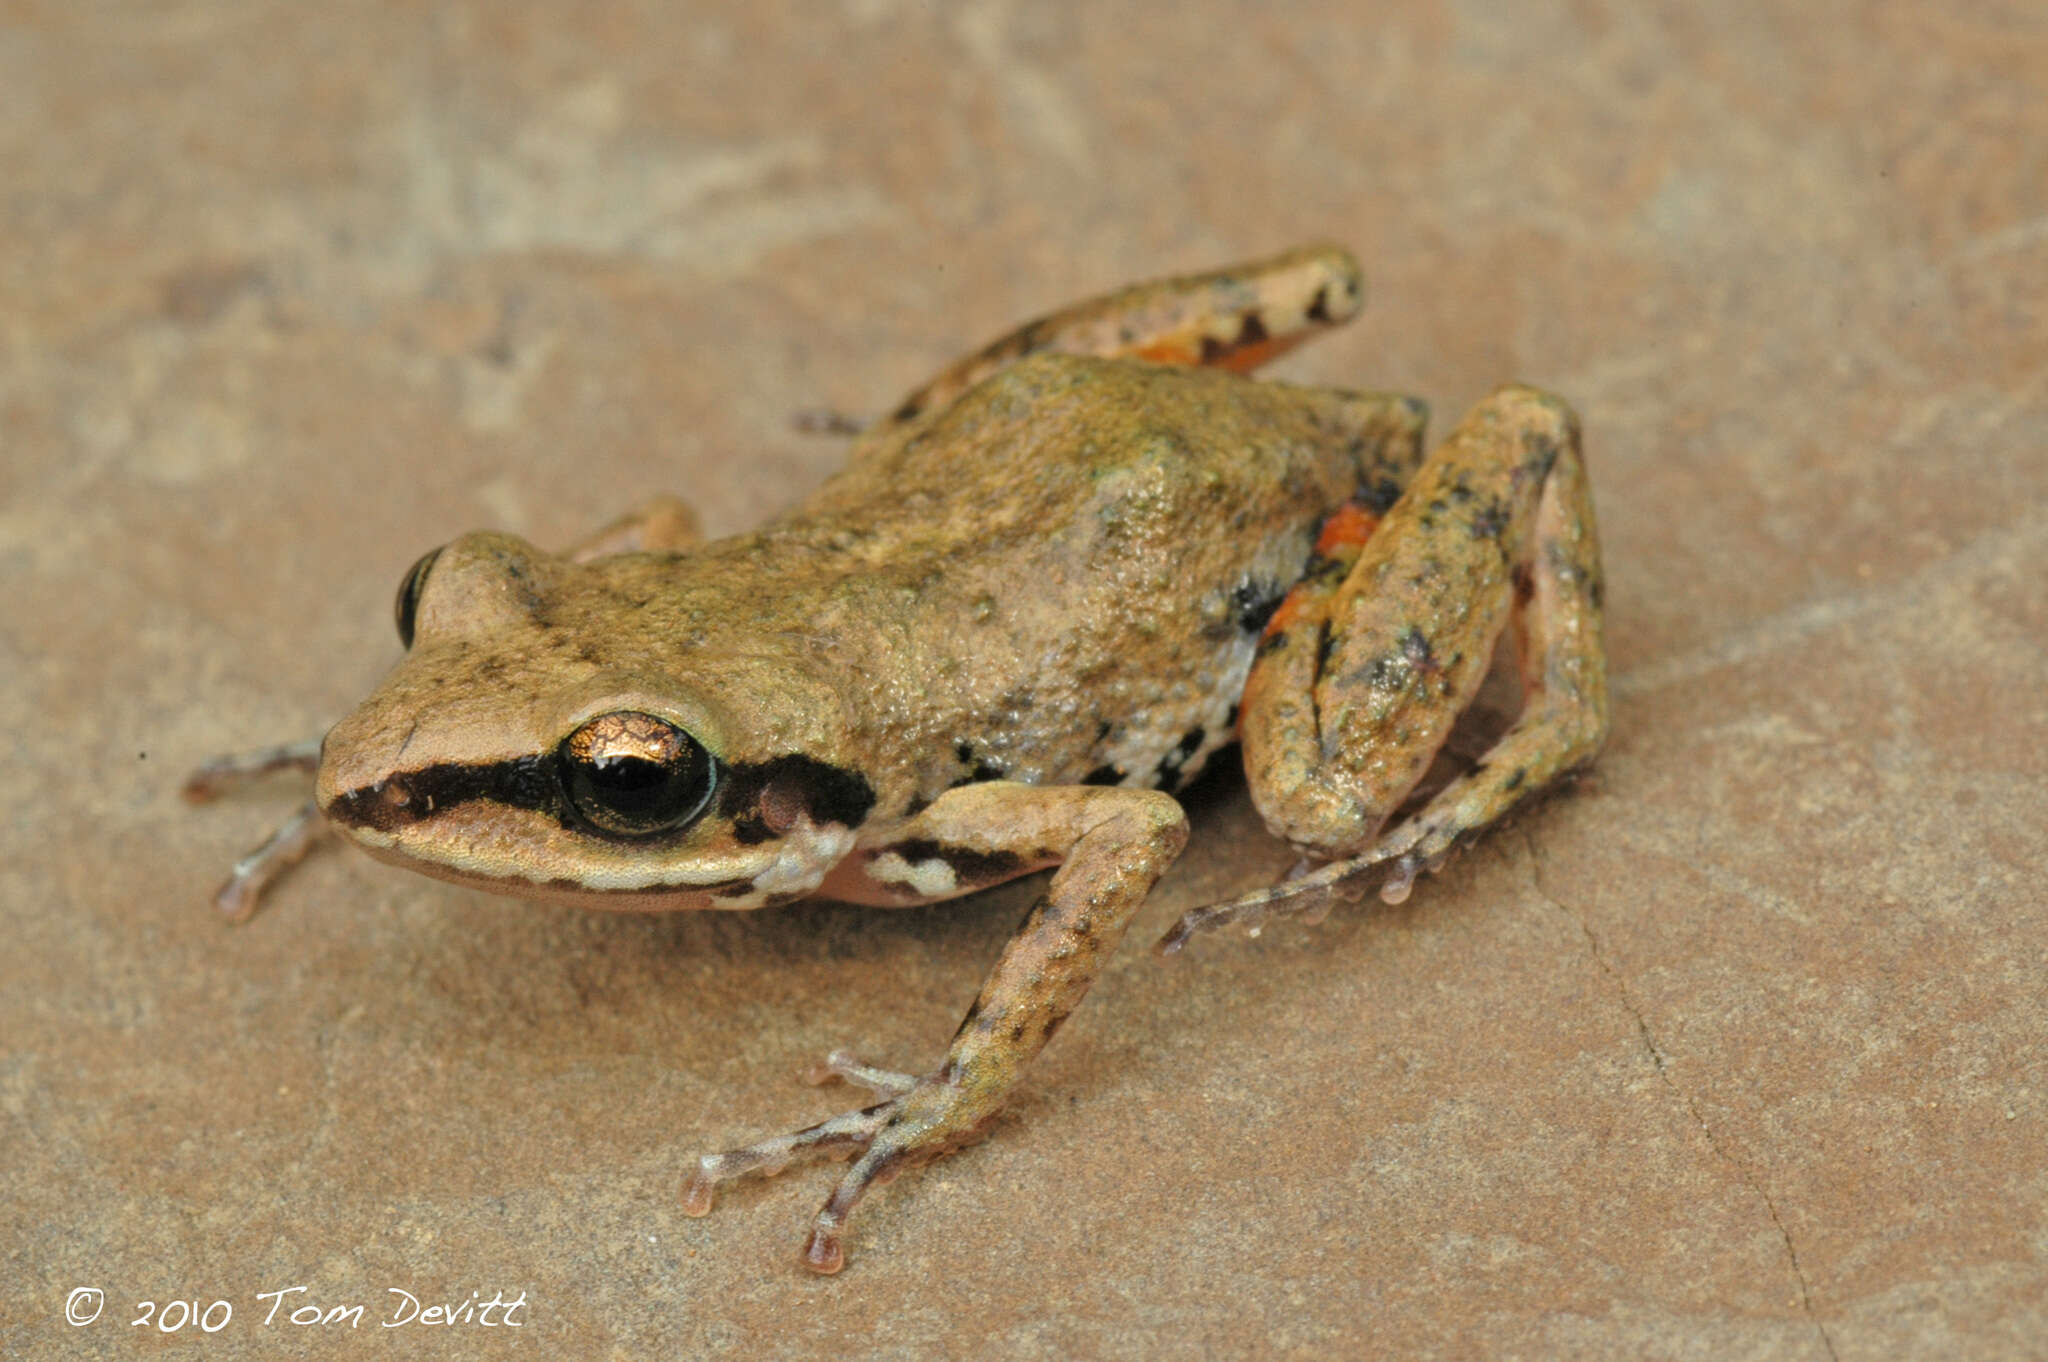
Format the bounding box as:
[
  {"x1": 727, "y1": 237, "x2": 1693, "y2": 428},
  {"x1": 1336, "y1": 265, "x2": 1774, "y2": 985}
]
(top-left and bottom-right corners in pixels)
[
  {"x1": 1164, "y1": 385, "x2": 1609, "y2": 951},
  {"x1": 879, "y1": 243, "x2": 1365, "y2": 430}
]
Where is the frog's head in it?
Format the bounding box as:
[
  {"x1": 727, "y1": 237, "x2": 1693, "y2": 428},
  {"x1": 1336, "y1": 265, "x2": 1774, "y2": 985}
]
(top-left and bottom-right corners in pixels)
[{"x1": 314, "y1": 531, "x2": 874, "y2": 909}]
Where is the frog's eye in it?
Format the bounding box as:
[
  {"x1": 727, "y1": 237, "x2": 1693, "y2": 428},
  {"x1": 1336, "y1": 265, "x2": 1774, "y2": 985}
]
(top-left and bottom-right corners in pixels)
[
  {"x1": 556, "y1": 711, "x2": 716, "y2": 838},
  {"x1": 393, "y1": 546, "x2": 442, "y2": 649}
]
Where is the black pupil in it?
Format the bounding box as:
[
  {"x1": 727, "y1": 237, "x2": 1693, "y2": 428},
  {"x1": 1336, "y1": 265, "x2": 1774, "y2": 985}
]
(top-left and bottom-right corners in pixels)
[
  {"x1": 558, "y1": 713, "x2": 712, "y2": 837},
  {"x1": 584, "y1": 754, "x2": 675, "y2": 813}
]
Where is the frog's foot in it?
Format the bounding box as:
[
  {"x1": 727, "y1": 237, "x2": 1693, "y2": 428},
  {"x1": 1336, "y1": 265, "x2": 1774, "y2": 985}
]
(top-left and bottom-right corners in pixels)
[
  {"x1": 1158, "y1": 847, "x2": 1381, "y2": 954},
  {"x1": 681, "y1": 1068, "x2": 1002, "y2": 1275},
  {"x1": 805, "y1": 1049, "x2": 918, "y2": 1098},
  {"x1": 181, "y1": 738, "x2": 324, "y2": 803},
  {"x1": 184, "y1": 740, "x2": 333, "y2": 921},
  {"x1": 207, "y1": 798, "x2": 331, "y2": 921},
  {"x1": 1162, "y1": 815, "x2": 1481, "y2": 953}
]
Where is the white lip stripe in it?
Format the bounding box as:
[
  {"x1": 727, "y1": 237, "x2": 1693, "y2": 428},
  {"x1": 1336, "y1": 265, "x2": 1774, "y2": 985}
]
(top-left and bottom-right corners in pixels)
[{"x1": 335, "y1": 812, "x2": 859, "y2": 900}]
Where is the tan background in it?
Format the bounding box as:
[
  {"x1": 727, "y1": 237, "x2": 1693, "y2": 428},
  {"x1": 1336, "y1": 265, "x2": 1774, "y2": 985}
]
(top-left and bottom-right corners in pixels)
[{"x1": 5, "y1": 2, "x2": 2045, "y2": 1358}]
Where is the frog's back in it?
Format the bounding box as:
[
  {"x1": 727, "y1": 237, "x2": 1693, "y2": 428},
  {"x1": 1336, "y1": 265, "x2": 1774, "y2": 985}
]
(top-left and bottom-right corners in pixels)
[
  {"x1": 752, "y1": 356, "x2": 1382, "y2": 804},
  {"x1": 796, "y1": 354, "x2": 1365, "y2": 545}
]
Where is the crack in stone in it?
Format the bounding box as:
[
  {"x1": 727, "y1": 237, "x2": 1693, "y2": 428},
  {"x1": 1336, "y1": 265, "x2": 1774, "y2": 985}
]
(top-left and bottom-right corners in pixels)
[{"x1": 1521, "y1": 830, "x2": 1839, "y2": 1362}]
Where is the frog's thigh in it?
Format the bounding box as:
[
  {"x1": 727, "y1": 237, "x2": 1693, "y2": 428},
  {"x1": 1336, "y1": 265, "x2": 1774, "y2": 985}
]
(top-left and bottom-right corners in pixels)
[
  {"x1": 1241, "y1": 384, "x2": 1608, "y2": 882},
  {"x1": 563, "y1": 494, "x2": 702, "y2": 562},
  {"x1": 882, "y1": 244, "x2": 1366, "y2": 429}
]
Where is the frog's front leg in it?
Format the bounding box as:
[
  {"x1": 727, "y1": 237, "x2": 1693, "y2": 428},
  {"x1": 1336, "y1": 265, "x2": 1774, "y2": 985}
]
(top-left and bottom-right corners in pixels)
[
  {"x1": 681, "y1": 781, "x2": 1188, "y2": 1274},
  {"x1": 1166, "y1": 385, "x2": 1608, "y2": 949}
]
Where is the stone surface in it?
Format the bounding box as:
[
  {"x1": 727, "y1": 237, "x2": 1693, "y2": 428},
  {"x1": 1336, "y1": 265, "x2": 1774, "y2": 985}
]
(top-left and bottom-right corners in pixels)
[{"x1": 4, "y1": 2, "x2": 2044, "y2": 1358}]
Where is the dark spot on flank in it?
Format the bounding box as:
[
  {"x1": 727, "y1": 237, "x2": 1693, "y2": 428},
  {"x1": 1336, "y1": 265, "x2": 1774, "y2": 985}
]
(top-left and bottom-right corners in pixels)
[
  {"x1": 889, "y1": 838, "x2": 1027, "y2": 886},
  {"x1": 1231, "y1": 577, "x2": 1287, "y2": 633},
  {"x1": 1200, "y1": 335, "x2": 1228, "y2": 363},
  {"x1": 1470, "y1": 502, "x2": 1508, "y2": 541},
  {"x1": 1096, "y1": 719, "x2": 1113, "y2": 741},
  {"x1": 1362, "y1": 478, "x2": 1404, "y2": 514},
  {"x1": 1505, "y1": 767, "x2": 1527, "y2": 792},
  {"x1": 949, "y1": 758, "x2": 1007, "y2": 788},
  {"x1": 1082, "y1": 765, "x2": 1124, "y2": 786},
  {"x1": 955, "y1": 741, "x2": 975, "y2": 763},
  {"x1": 1153, "y1": 726, "x2": 1208, "y2": 795},
  {"x1": 1237, "y1": 311, "x2": 1269, "y2": 346},
  {"x1": 1008, "y1": 1021, "x2": 1028, "y2": 1042},
  {"x1": 1306, "y1": 285, "x2": 1333, "y2": 324}
]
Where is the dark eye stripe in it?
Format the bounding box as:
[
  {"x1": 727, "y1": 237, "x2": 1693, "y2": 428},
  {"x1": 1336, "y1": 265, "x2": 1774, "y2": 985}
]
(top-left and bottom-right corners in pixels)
[
  {"x1": 326, "y1": 751, "x2": 879, "y2": 840},
  {"x1": 325, "y1": 757, "x2": 560, "y2": 833}
]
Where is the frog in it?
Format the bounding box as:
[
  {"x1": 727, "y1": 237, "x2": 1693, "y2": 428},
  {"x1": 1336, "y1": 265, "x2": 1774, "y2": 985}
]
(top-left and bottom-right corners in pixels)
[{"x1": 185, "y1": 244, "x2": 1609, "y2": 1274}]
